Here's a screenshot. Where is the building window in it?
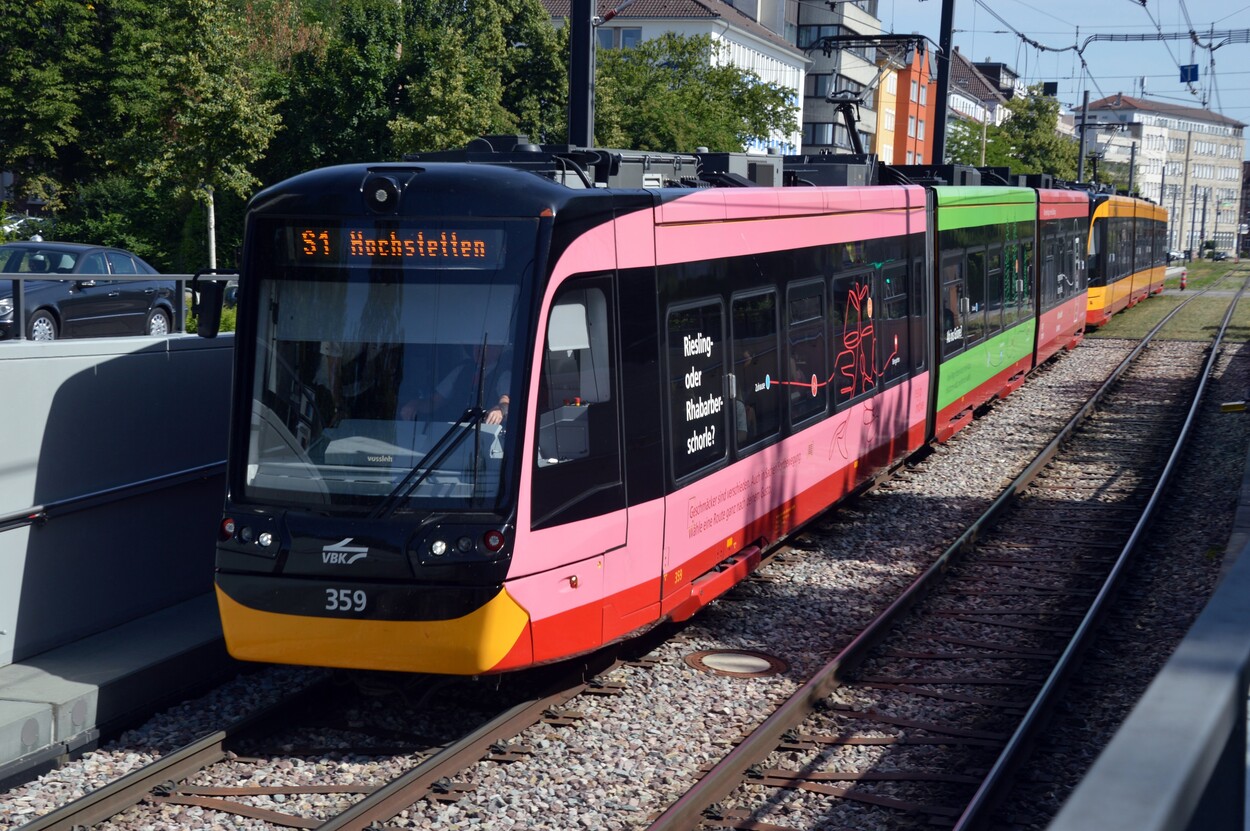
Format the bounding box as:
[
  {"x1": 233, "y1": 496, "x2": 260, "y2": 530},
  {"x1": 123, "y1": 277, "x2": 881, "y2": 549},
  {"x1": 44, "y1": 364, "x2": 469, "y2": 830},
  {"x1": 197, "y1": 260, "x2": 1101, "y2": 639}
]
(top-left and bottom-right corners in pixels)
[
  {"x1": 806, "y1": 74, "x2": 832, "y2": 98},
  {"x1": 908, "y1": 116, "x2": 916, "y2": 137},
  {"x1": 917, "y1": 120, "x2": 925, "y2": 140},
  {"x1": 919, "y1": 84, "x2": 927, "y2": 106},
  {"x1": 910, "y1": 80, "x2": 918, "y2": 102},
  {"x1": 887, "y1": 74, "x2": 897, "y2": 94},
  {"x1": 803, "y1": 122, "x2": 834, "y2": 145},
  {"x1": 797, "y1": 25, "x2": 838, "y2": 49},
  {"x1": 597, "y1": 27, "x2": 641, "y2": 49}
]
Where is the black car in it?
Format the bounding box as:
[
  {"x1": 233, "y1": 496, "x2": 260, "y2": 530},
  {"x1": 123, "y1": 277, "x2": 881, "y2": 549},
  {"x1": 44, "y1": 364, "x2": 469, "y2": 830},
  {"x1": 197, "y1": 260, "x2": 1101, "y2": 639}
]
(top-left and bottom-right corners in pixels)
[
  {"x1": 1212, "y1": 250, "x2": 1229, "y2": 261},
  {"x1": 0, "y1": 242, "x2": 178, "y2": 341}
]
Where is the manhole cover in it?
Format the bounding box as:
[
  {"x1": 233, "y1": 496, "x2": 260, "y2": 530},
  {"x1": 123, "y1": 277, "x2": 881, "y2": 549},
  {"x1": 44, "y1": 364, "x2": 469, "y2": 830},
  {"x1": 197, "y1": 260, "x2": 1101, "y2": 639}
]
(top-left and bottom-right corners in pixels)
[{"x1": 684, "y1": 650, "x2": 788, "y2": 678}]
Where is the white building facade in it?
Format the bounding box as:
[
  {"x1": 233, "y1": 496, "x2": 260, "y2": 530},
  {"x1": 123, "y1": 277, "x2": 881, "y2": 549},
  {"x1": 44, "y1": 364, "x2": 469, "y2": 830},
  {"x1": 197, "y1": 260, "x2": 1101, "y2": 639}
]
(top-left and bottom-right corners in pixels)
[
  {"x1": 1086, "y1": 94, "x2": 1245, "y2": 256},
  {"x1": 543, "y1": 0, "x2": 807, "y2": 153}
]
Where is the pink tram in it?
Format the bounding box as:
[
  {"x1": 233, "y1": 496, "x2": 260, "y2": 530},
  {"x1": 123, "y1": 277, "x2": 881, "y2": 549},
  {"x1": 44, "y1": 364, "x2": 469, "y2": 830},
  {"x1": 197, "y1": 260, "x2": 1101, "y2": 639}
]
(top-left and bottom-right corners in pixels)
[{"x1": 206, "y1": 142, "x2": 1089, "y2": 675}]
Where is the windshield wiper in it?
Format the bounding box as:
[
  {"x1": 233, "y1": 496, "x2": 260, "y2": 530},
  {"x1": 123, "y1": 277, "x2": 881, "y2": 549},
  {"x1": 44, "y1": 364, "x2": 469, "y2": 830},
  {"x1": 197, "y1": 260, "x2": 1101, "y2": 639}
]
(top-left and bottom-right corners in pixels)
[{"x1": 370, "y1": 405, "x2": 485, "y2": 520}]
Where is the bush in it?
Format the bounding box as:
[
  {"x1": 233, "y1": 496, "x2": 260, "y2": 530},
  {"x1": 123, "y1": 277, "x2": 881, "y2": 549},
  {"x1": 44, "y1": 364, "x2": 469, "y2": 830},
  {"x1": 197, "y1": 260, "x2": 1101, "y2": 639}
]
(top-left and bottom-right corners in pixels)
[{"x1": 185, "y1": 304, "x2": 237, "y2": 334}]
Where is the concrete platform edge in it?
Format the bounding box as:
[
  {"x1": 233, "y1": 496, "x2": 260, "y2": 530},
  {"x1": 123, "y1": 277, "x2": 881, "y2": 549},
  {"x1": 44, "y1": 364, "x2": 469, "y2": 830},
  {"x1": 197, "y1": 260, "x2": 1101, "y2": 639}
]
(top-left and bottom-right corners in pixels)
[{"x1": 0, "y1": 593, "x2": 239, "y2": 788}]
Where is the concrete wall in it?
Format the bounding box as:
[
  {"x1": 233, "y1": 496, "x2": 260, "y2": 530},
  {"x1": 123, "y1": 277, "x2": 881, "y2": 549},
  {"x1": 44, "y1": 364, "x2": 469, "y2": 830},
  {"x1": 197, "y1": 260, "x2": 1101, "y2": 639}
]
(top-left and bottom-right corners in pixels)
[{"x1": 0, "y1": 334, "x2": 234, "y2": 667}]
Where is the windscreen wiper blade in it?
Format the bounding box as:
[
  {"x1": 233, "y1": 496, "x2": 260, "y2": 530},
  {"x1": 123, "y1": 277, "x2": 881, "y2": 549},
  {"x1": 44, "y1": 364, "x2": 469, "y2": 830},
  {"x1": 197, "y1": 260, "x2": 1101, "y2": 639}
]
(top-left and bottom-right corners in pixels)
[{"x1": 370, "y1": 406, "x2": 485, "y2": 520}]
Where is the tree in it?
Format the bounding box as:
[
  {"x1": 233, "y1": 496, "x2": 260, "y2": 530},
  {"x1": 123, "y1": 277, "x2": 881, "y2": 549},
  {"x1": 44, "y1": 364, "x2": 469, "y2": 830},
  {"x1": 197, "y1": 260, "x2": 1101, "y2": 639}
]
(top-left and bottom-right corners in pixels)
[
  {"x1": 945, "y1": 117, "x2": 987, "y2": 166},
  {"x1": 0, "y1": 0, "x2": 98, "y2": 206},
  {"x1": 140, "y1": 0, "x2": 280, "y2": 267},
  {"x1": 594, "y1": 33, "x2": 797, "y2": 152},
  {"x1": 258, "y1": 0, "x2": 400, "y2": 179},
  {"x1": 389, "y1": 0, "x2": 527, "y2": 153},
  {"x1": 976, "y1": 87, "x2": 1078, "y2": 179}
]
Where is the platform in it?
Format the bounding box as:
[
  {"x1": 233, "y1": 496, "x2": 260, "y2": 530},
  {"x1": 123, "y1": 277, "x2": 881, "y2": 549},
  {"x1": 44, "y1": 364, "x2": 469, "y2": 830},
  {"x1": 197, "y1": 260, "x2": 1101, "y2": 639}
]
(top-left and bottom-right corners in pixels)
[{"x1": 0, "y1": 593, "x2": 236, "y2": 789}]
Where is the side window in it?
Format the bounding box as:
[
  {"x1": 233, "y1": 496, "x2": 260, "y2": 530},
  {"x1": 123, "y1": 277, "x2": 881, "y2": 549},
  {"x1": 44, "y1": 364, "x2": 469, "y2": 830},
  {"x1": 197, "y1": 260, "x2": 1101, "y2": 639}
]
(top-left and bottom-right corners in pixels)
[
  {"x1": 79, "y1": 252, "x2": 108, "y2": 274},
  {"x1": 1017, "y1": 238, "x2": 1033, "y2": 317},
  {"x1": 1088, "y1": 219, "x2": 1103, "y2": 286},
  {"x1": 831, "y1": 270, "x2": 877, "y2": 408},
  {"x1": 1073, "y1": 220, "x2": 1087, "y2": 291},
  {"x1": 940, "y1": 255, "x2": 964, "y2": 358},
  {"x1": 105, "y1": 251, "x2": 138, "y2": 275},
  {"x1": 986, "y1": 246, "x2": 1004, "y2": 335},
  {"x1": 911, "y1": 258, "x2": 927, "y2": 371},
  {"x1": 669, "y1": 300, "x2": 728, "y2": 481},
  {"x1": 879, "y1": 265, "x2": 908, "y2": 385},
  {"x1": 532, "y1": 277, "x2": 622, "y2": 528},
  {"x1": 786, "y1": 280, "x2": 828, "y2": 425},
  {"x1": 964, "y1": 249, "x2": 986, "y2": 345},
  {"x1": 731, "y1": 290, "x2": 780, "y2": 449}
]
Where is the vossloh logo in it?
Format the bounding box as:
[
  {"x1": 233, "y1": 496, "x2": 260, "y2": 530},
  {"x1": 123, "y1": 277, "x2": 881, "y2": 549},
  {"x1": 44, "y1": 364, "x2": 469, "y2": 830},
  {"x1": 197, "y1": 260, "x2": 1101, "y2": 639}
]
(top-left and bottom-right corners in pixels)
[{"x1": 322, "y1": 538, "x2": 369, "y2": 565}]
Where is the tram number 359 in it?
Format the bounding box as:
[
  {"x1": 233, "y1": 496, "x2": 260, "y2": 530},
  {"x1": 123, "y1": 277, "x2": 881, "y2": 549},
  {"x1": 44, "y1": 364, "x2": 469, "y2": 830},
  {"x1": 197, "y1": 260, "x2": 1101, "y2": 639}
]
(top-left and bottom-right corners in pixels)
[{"x1": 325, "y1": 588, "x2": 367, "y2": 613}]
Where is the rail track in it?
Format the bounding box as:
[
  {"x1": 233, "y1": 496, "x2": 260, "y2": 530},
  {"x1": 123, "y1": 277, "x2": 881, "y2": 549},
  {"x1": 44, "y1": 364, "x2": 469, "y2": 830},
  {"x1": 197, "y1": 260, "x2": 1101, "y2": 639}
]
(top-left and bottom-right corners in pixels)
[
  {"x1": 13, "y1": 642, "x2": 674, "y2": 830},
  {"x1": 646, "y1": 276, "x2": 1249, "y2": 831},
  {"x1": 12, "y1": 280, "x2": 1245, "y2": 831}
]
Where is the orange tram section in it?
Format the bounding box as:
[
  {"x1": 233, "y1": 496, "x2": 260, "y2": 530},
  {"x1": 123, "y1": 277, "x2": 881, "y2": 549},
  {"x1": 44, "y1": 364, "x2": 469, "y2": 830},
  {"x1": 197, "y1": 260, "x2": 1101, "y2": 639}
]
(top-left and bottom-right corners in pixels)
[{"x1": 1085, "y1": 193, "x2": 1168, "y2": 328}]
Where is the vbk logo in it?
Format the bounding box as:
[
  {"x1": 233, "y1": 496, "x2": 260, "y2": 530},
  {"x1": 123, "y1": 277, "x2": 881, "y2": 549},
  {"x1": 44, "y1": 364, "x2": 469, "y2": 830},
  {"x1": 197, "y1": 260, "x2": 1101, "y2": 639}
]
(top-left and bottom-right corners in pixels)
[{"x1": 322, "y1": 538, "x2": 369, "y2": 565}]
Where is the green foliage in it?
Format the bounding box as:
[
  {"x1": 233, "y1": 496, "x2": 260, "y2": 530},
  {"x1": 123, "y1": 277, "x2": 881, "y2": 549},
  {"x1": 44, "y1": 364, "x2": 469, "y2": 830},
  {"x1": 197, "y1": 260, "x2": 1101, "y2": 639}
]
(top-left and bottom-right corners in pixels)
[
  {"x1": 945, "y1": 118, "x2": 987, "y2": 166},
  {"x1": 1, "y1": 0, "x2": 803, "y2": 267},
  {"x1": 185, "y1": 303, "x2": 237, "y2": 334},
  {"x1": 981, "y1": 87, "x2": 1078, "y2": 179},
  {"x1": 0, "y1": 0, "x2": 98, "y2": 206},
  {"x1": 140, "y1": 0, "x2": 281, "y2": 204},
  {"x1": 594, "y1": 33, "x2": 797, "y2": 152},
  {"x1": 389, "y1": 0, "x2": 522, "y2": 153},
  {"x1": 50, "y1": 176, "x2": 171, "y2": 267}
]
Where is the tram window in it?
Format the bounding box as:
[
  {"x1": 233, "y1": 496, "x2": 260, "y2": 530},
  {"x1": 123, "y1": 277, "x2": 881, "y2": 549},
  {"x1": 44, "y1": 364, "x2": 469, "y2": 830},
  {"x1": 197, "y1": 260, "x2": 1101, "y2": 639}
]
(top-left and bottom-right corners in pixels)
[
  {"x1": 532, "y1": 277, "x2": 623, "y2": 528},
  {"x1": 940, "y1": 256, "x2": 964, "y2": 359},
  {"x1": 1088, "y1": 220, "x2": 1104, "y2": 286},
  {"x1": 786, "y1": 281, "x2": 828, "y2": 426},
  {"x1": 911, "y1": 259, "x2": 927, "y2": 371},
  {"x1": 964, "y1": 250, "x2": 986, "y2": 345},
  {"x1": 831, "y1": 271, "x2": 882, "y2": 408},
  {"x1": 731, "y1": 291, "x2": 780, "y2": 449},
  {"x1": 879, "y1": 265, "x2": 908, "y2": 385},
  {"x1": 668, "y1": 300, "x2": 728, "y2": 481},
  {"x1": 986, "y1": 247, "x2": 1005, "y2": 334},
  {"x1": 1071, "y1": 224, "x2": 1086, "y2": 292},
  {"x1": 1016, "y1": 238, "x2": 1033, "y2": 316},
  {"x1": 1038, "y1": 229, "x2": 1056, "y2": 309}
]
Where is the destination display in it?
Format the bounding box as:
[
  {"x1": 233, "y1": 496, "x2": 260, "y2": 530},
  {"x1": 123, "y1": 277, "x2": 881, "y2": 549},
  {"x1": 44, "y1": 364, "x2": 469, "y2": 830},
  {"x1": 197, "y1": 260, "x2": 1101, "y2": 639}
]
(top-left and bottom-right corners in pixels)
[{"x1": 288, "y1": 227, "x2": 506, "y2": 269}]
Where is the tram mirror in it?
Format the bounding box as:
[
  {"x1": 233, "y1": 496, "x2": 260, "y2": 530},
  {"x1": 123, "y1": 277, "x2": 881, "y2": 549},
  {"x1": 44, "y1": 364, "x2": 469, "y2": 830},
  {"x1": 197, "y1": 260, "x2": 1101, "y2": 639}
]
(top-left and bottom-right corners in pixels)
[
  {"x1": 194, "y1": 279, "x2": 226, "y2": 338},
  {"x1": 548, "y1": 302, "x2": 589, "y2": 352}
]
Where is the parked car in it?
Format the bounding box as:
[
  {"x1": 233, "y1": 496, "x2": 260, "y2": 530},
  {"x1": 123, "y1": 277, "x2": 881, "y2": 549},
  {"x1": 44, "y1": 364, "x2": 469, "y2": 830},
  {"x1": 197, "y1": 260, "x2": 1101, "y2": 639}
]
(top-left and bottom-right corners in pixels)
[
  {"x1": 0, "y1": 241, "x2": 178, "y2": 341},
  {"x1": 1212, "y1": 250, "x2": 1229, "y2": 261},
  {"x1": 1167, "y1": 249, "x2": 1184, "y2": 264}
]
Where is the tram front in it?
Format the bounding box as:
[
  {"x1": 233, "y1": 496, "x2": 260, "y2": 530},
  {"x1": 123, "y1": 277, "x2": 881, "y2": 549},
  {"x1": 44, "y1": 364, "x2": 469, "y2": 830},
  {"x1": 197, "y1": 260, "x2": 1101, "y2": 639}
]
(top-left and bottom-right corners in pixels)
[{"x1": 210, "y1": 163, "x2": 551, "y2": 674}]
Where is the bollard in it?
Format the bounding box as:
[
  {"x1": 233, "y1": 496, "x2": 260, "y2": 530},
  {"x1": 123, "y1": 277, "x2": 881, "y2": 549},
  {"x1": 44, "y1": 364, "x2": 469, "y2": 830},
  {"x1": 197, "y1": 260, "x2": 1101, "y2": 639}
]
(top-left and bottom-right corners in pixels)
[{"x1": 1180, "y1": 268, "x2": 1187, "y2": 290}]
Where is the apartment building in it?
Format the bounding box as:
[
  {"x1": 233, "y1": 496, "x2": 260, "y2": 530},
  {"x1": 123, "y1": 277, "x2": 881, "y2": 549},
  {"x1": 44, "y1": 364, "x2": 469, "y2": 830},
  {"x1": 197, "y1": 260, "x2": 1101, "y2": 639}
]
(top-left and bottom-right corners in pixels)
[{"x1": 1085, "y1": 93, "x2": 1245, "y2": 255}]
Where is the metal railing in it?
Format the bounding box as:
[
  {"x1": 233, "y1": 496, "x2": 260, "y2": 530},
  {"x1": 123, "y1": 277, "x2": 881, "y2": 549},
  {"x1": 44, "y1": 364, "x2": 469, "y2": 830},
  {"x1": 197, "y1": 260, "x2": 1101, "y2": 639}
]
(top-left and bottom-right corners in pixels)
[{"x1": 1048, "y1": 538, "x2": 1250, "y2": 831}]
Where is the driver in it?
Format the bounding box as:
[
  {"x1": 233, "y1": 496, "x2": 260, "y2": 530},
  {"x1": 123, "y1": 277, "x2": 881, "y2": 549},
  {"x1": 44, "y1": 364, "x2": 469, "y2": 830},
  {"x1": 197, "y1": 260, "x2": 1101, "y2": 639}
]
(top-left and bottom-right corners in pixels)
[{"x1": 400, "y1": 344, "x2": 511, "y2": 424}]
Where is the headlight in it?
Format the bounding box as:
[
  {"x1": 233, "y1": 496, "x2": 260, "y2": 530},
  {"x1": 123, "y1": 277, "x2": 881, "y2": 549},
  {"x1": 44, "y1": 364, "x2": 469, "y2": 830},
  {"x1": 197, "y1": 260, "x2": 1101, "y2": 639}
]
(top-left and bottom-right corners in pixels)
[{"x1": 0, "y1": 298, "x2": 12, "y2": 319}]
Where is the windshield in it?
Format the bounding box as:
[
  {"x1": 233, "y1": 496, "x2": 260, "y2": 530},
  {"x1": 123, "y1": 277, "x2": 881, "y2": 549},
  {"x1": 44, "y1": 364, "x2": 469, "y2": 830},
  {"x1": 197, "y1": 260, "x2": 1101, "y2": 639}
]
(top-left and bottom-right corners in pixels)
[{"x1": 241, "y1": 219, "x2": 534, "y2": 511}]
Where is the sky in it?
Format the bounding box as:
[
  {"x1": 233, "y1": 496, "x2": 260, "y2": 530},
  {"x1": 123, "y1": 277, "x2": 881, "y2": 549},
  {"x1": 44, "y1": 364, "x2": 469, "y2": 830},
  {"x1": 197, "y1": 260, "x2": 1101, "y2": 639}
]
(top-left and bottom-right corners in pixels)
[{"x1": 878, "y1": 0, "x2": 1250, "y2": 158}]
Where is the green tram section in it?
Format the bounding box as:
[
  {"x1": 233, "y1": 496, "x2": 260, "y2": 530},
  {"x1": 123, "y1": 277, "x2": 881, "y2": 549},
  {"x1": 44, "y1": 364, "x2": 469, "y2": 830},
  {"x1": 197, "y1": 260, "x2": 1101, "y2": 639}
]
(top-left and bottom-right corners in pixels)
[{"x1": 932, "y1": 187, "x2": 1038, "y2": 413}]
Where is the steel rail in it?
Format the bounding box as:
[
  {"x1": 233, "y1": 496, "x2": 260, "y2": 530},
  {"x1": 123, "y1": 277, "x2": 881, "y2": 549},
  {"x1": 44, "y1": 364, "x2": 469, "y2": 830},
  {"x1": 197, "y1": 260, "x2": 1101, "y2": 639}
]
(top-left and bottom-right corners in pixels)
[
  {"x1": 953, "y1": 271, "x2": 1250, "y2": 830},
  {"x1": 645, "y1": 281, "x2": 1232, "y2": 831},
  {"x1": 316, "y1": 666, "x2": 616, "y2": 831},
  {"x1": 15, "y1": 678, "x2": 332, "y2": 831}
]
